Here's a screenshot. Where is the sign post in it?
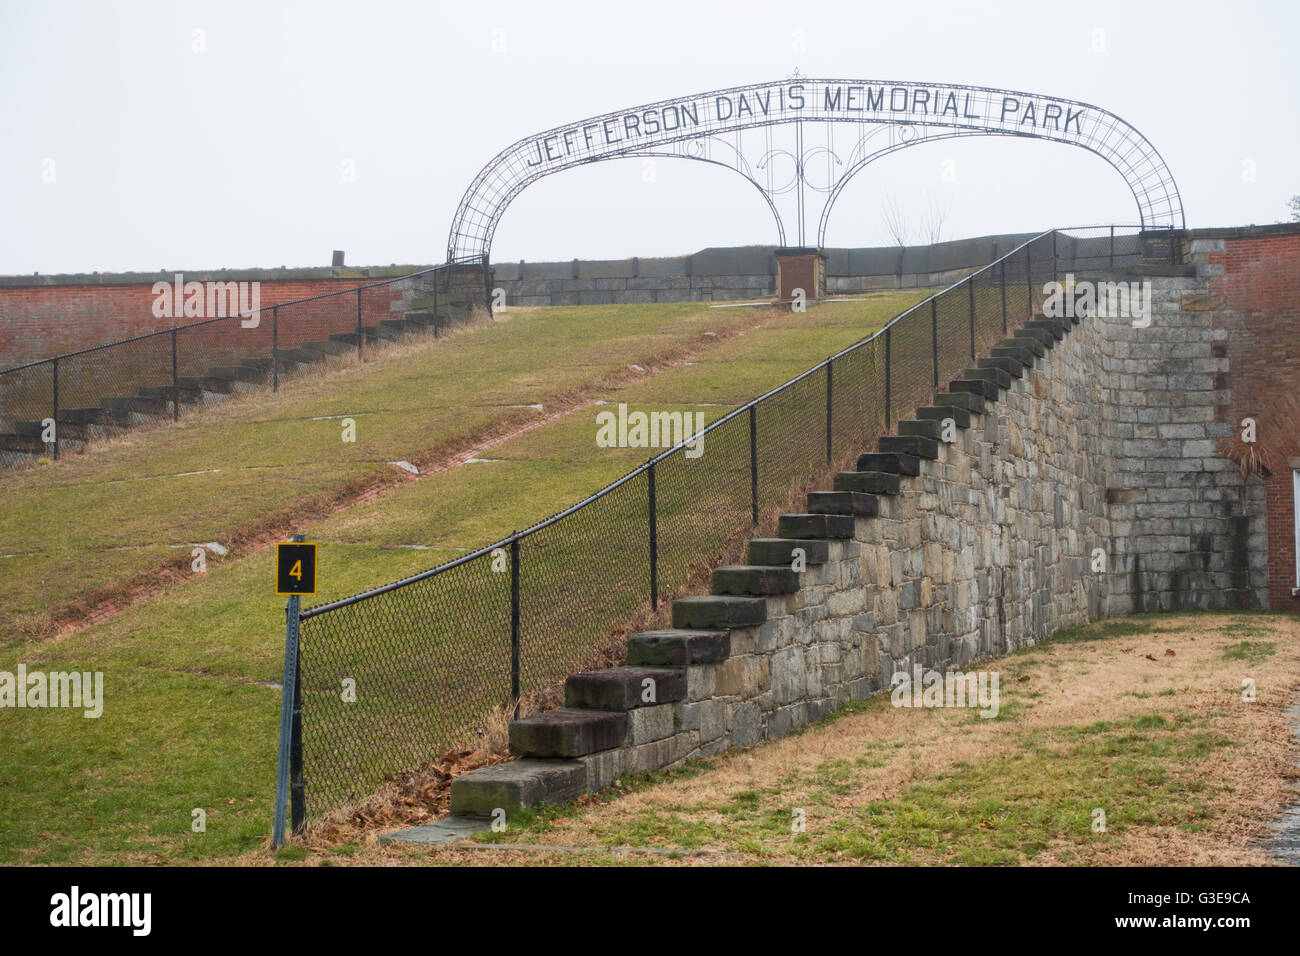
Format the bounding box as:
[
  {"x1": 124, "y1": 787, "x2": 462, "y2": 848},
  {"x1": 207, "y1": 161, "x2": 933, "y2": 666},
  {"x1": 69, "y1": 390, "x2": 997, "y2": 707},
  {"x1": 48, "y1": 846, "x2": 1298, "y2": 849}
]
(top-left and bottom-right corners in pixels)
[{"x1": 272, "y1": 534, "x2": 315, "y2": 848}]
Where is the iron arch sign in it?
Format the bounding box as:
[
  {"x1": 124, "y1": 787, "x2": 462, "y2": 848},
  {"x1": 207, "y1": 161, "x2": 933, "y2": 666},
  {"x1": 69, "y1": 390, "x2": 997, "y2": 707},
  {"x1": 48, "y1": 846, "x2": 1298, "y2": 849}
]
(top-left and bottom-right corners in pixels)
[{"x1": 447, "y1": 78, "x2": 1184, "y2": 263}]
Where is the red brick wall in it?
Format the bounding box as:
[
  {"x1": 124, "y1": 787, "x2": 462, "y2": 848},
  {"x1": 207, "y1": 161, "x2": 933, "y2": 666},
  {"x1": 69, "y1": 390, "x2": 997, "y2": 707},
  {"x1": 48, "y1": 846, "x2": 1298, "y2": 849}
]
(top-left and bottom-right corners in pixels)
[
  {"x1": 1209, "y1": 231, "x2": 1300, "y2": 611},
  {"x1": 0, "y1": 278, "x2": 407, "y2": 369}
]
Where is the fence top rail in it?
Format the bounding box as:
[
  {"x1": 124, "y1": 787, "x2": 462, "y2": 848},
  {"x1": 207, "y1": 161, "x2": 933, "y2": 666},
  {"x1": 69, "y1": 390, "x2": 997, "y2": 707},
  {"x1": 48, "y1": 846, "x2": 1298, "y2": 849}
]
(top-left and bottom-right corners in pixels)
[
  {"x1": 0, "y1": 264, "x2": 448, "y2": 376},
  {"x1": 305, "y1": 221, "x2": 1150, "y2": 619}
]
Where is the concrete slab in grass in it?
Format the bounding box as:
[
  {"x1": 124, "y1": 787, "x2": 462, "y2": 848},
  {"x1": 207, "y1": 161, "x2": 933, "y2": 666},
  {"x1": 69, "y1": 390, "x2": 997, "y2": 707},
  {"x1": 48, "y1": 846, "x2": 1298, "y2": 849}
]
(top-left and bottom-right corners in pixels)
[{"x1": 380, "y1": 815, "x2": 491, "y2": 846}]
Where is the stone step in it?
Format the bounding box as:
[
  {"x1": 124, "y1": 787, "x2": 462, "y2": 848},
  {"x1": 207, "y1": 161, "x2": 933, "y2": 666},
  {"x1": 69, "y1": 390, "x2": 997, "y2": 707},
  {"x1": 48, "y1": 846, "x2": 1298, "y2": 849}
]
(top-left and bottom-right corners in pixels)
[
  {"x1": 931, "y1": 391, "x2": 986, "y2": 414},
  {"x1": 948, "y1": 378, "x2": 999, "y2": 401},
  {"x1": 877, "y1": 434, "x2": 940, "y2": 459},
  {"x1": 961, "y1": 365, "x2": 1012, "y2": 390},
  {"x1": 898, "y1": 418, "x2": 943, "y2": 440},
  {"x1": 777, "y1": 512, "x2": 856, "y2": 539},
  {"x1": 746, "y1": 538, "x2": 830, "y2": 567},
  {"x1": 16, "y1": 419, "x2": 106, "y2": 442},
  {"x1": 58, "y1": 407, "x2": 134, "y2": 428},
  {"x1": 328, "y1": 330, "x2": 381, "y2": 346},
  {"x1": 856, "y1": 452, "x2": 920, "y2": 476},
  {"x1": 1128, "y1": 263, "x2": 1196, "y2": 278},
  {"x1": 207, "y1": 365, "x2": 265, "y2": 383},
  {"x1": 367, "y1": 324, "x2": 402, "y2": 341},
  {"x1": 916, "y1": 405, "x2": 972, "y2": 429},
  {"x1": 0, "y1": 433, "x2": 51, "y2": 454},
  {"x1": 379, "y1": 319, "x2": 412, "y2": 333},
  {"x1": 1003, "y1": 335, "x2": 1046, "y2": 358},
  {"x1": 833, "y1": 470, "x2": 900, "y2": 495},
  {"x1": 807, "y1": 490, "x2": 880, "y2": 517},
  {"x1": 565, "y1": 666, "x2": 686, "y2": 710},
  {"x1": 12, "y1": 420, "x2": 53, "y2": 439},
  {"x1": 509, "y1": 708, "x2": 626, "y2": 758},
  {"x1": 138, "y1": 385, "x2": 202, "y2": 404},
  {"x1": 277, "y1": 348, "x2": 327, "y2": 365},
  {"x1": 300, "y1": 339, "x2": 354, "y2": 356},
  {"x1": 672, "y1": 595, "x2": 767, "y2": 629},
  {"x1": 978, "y1": 355, "x2": 1023, "y2": 379},
  {"x1": 1014, "y1": 326, "x2": 1055, "y2": 350},
  {"x1": 100, "y1": 395, "x2": 169, "y2": 415},
  {"x1": 991, "y1": 345, "x2": 1035, "y2": 369},
  {"x1": 403, "y1": 311, "x2": 440, "y2": 330},
  {"x1": 239, "y1": 357, "x2": 274, "y2": 372},
  {"x1": 626, "y1": 629, "x2": 731, "y2": 667},
  {"x1": 449, "y1": 758, "x2": 587, "y2": 816},
  {"x1": 711, "y1": 565, "x2": 801, "y2": 596},
  {"x1": 1024, "y1": 319, "x2": 1065, "y2": 341},
  {"x1": 177, "y1": 375, "x2": 239, "y2": 394}
]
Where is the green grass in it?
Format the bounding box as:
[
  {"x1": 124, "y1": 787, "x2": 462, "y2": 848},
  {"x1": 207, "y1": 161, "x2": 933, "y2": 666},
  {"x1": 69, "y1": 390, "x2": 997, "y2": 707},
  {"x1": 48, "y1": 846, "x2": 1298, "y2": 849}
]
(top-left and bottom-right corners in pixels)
[
  {"x1": 1, "y1": 292, "x2": 924, "y2": 863},
  {"x1": 1221, "y1": 640, "x2": 1276, "y2": 664}
]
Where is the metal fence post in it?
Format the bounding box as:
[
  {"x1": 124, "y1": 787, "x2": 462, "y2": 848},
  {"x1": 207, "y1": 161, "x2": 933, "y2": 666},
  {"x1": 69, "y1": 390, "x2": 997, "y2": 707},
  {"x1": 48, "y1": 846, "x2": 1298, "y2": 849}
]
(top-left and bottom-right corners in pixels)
[
  {"x1": 171, "y1": 327, "x2": 179, "y2": 421},
  {"x1": 356, "y1": 290, "x2": 364, "y2": 362},
  {"x1": 271, "y1": 306, "x2": 279, "y2": 393},
  {"x1": 968, "y1": 280, "x2": 976, "y2": 359},
  {"x1": 1000, "y1": 261, "x2": 1007, "y2": 334},
  {"x1": 50, "y1": 357, "x2": 59, "y2": 461},
  {"x1": 931, "y1": 299, "x2": 938, "y2": 388},
  {"x1": 749, "y1": 405, "x2": 758, "y2": 525},
  {"x1": 1052, "y1": 230, "x2": 1059, "y2": 286},
  {"x1": 272, "y1": 532, "x2": 305, "y2": 849},
  {"x1": 483, "y1": 254, "x2": 493, "y2": 317},
  {"x1": 510, "y1": 536, "x2": 521, "y2": 718},
  {"x1": 290, "y1": 665, "x2": 305, "y2": 835},
  {"x1": 884, "y1": 328, "x2": 891, "y2": 428},
  {"x1": 825, "y1": 360, "x2": 833, "y2": 464},
  {"x1": 1109, "y1": 225, "x2": 1115, "y2": 271},
  {"x1": 648, "y1": 462, "x2": 658, "y2": 609}
]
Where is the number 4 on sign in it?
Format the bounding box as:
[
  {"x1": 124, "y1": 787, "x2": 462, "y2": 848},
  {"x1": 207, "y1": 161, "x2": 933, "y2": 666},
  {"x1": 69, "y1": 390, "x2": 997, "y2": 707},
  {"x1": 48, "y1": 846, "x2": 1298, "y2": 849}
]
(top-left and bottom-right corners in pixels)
[{"x1": 276, "y1": 542, "x2": 318, "y2": 595}]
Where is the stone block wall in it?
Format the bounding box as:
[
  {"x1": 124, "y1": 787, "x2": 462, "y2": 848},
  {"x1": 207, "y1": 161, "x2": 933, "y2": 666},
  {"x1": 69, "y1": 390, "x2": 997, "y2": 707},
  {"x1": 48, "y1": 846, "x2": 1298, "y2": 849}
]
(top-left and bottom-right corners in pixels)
[{"x1": 451, "y1": 304, "x2": 1116, "y2": 814}]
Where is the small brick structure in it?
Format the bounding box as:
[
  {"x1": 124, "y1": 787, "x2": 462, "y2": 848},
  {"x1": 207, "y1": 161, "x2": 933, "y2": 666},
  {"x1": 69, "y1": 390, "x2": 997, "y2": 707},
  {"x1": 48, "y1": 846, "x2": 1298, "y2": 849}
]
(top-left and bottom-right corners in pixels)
[{"x1": 776, "y1": 248, "x2": 826, "y2": 302}]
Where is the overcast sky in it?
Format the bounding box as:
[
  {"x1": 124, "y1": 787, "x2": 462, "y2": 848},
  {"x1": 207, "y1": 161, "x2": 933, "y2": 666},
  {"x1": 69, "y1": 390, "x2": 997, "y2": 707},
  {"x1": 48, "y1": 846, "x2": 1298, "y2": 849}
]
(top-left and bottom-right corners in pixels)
[{"x1": 1, "y1": 0, "x2": 1296, "y2": 274}]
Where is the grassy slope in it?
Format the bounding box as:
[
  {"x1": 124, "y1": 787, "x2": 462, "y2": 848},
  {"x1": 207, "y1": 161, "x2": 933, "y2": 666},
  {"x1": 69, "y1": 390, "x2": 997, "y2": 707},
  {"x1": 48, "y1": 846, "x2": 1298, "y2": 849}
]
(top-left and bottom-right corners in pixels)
[
  {"x1": 0, "y1": 302, "x2": 790, "y2": 639},
  {"x1": 0, "y1": 291, "x2": 924, "y2": 864}
]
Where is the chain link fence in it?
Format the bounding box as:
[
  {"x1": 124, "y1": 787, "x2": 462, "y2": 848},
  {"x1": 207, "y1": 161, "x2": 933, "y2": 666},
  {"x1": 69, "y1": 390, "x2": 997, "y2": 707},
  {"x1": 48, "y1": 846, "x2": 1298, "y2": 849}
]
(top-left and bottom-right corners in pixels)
[{"x1": 0, "y1": 262, "x2": 490, "y2": 465}]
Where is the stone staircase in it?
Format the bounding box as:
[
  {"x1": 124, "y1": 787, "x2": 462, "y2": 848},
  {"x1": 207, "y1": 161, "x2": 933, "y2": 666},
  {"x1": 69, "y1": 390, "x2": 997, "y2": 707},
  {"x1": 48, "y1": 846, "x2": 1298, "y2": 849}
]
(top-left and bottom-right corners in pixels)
[
  {"x1": 445, "y1": 303, "x2": 1077, "y2": 822},
  {"x1": 0, "y1": 305, "x2": 472, "y2": 466}
]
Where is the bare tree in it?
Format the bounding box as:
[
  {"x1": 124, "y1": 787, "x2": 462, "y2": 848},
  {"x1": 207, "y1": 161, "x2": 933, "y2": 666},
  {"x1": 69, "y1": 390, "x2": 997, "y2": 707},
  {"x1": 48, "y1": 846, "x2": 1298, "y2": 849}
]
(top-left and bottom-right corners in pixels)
[
  {"x1": 921, "y1": 196, "x2": 951, "y2": 246},
  {"x1": 1288, "y1": 195, "x2": 1300, "y2": 222},
  {"x1": 881, "y1": 196, "x2": 909, "y2": 247}
]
